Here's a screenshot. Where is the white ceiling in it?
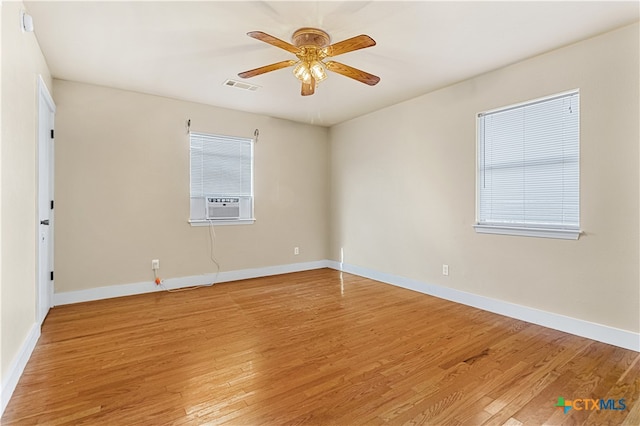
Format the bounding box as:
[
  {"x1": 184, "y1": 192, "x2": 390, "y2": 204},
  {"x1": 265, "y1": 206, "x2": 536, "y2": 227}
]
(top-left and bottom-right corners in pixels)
[{"x1": 25, "y1": 1, "x2": 639, "y2": 127}]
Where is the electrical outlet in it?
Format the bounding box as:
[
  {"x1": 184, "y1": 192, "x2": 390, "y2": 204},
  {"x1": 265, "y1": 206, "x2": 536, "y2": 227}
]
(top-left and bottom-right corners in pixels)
[
  {"x1": 294, "y1": 247, "x2": 300, "y2": 255},
  {"x1": 442, "y1": 264, "x2": 449, "y2": 276},
  {"x1": 151, "y1": 259, "x2": 160, "y2": 270}
]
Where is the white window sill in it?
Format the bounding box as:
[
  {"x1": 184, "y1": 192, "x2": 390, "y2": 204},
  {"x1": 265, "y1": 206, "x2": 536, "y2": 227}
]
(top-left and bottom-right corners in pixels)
[
  {"x1": 473, "y1": 224, "x2": 581, "y2": 240},
  {"x1": 189, "y1": 219, "x2": 255, "y2": 227}
]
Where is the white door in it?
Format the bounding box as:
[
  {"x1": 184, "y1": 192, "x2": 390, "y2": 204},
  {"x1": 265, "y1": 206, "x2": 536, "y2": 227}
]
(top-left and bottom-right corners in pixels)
[{"x1": 37, "y1": 77, "x2": 55, "y2": 324}]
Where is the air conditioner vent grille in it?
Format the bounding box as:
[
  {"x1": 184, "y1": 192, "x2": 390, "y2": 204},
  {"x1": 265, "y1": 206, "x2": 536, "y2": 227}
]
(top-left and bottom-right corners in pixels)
[{"x1": 223, "y1": 79, "x2": 260, "y2": 91}]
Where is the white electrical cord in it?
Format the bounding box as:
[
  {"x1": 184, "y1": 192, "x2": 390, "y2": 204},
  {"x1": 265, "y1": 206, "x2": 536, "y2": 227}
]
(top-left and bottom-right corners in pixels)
[
  {"x1": 207, "y1": 219, "x2": 221, "y2": 283},
  {"x1": 156, "y1": 220, "x2": 220, "y2": 293}
]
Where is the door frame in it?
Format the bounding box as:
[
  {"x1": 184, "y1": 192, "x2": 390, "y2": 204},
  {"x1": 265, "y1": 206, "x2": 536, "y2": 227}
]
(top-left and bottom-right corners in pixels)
[{"x1": 37, "y1": 76, "x2": 55, "y2": 324}]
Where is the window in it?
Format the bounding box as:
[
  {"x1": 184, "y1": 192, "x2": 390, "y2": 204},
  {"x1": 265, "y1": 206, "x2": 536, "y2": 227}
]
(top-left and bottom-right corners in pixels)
[
  {"x1": 189, "y1": 132, "x2": 254, "y2": 225},
  {"x1": 475, "y1": 90, "x2": 580, "y2": 239}
]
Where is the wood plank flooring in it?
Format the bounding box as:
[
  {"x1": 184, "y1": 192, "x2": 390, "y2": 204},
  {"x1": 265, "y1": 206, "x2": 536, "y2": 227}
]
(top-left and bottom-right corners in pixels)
[{"x1": 3, "y1": 268, "x2": 639, "y2": 425}]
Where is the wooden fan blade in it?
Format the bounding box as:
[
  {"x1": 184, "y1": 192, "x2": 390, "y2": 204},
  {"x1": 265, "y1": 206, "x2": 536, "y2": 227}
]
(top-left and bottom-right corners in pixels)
[
  {"x1": 301, "y1": 76, "x2": 316, "y2": 96},
  {"x1": 247, "y1": 31, "x2": 300, "y2": 54},
  {"x1": 325, "y1": 61, "x2": 380, "y2": 86},
  {"x1": 238, "y1": 60, "x2": 297, "y2": 79},
  {"x1": 325, "y1": 35, "x2": 376, "y2": 57}
]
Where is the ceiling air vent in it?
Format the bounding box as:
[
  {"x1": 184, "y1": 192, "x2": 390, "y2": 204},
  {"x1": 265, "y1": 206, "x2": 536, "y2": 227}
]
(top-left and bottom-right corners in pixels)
[{"x1": 223, "y1": 79, "x2": 260, "y2": 92}]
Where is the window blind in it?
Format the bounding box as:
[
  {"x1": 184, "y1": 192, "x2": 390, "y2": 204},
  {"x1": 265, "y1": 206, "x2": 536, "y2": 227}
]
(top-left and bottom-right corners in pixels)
[
  {"x1": 477, "y1": 91, "x2": 580, "y2": 230},
  {"x1": 190, "y1": 132, "x2": 253, "y2": 198}
]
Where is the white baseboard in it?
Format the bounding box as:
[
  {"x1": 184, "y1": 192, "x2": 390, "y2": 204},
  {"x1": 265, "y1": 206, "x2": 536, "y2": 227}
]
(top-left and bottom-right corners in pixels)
[
  {"x1": 327, "y1": 260, "x2": 640, "y2": 352},
  {"x1": 54, "y1": 260, "x2": 331, "y2": 306},
  {"x1": 1, "y1": 323, "x2": 41, "y2": 416}
]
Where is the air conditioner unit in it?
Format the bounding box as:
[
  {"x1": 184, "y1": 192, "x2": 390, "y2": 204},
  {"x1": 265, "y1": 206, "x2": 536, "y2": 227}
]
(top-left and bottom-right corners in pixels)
[{"x1": 206, "y1": 197, "x2": 240, "y2": 220}]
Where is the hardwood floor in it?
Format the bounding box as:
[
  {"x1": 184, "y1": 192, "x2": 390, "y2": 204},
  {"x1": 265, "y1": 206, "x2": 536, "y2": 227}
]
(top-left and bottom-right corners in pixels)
[{"x1": 3, "y1": 268, "x2": 639, "y2": 425}]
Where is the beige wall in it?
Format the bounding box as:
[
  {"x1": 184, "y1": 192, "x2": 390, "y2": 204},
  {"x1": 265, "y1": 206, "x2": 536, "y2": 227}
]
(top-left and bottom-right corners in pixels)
[
  {"x1": 53, "y1": 80, "x2": 329, "y2": 292},
  {"x1": 1, "y1": 1, "x2": 52, "y2": 383},
  {"x1": 329, "y1": 23, "x2": 639, "y2": 333}
]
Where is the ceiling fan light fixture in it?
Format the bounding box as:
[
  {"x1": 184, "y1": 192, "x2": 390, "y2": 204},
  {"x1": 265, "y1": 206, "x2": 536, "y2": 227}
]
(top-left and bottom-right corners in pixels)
[
  {"x1": 293, "y1": 61, "x2": 312, "y2": 83},
  {"x1": 310, "y1": 60, "x2": 327, "y2": 83}
]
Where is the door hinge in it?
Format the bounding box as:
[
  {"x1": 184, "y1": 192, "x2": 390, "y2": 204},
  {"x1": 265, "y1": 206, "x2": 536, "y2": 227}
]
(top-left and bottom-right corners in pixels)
[
  {"x1": 50, "y1": 271, "x2": 54, "y2": 281},
  {"x1": 50, "y1": 129, "x2": 55, "y2": 139},
  {"x1": 51, "y1": 200, "x2": 54, "y2": 210}
]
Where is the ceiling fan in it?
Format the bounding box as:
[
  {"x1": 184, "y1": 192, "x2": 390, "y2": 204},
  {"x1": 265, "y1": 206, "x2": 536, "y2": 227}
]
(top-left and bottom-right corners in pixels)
[{"x1": 238, "y1": 28, "x2": 380, "y2": 96}]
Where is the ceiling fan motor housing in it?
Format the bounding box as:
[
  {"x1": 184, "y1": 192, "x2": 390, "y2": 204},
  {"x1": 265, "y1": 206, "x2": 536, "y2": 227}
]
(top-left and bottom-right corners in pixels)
[{"x1": 292, "y1": 28, "x2": 331, "y2": 48}]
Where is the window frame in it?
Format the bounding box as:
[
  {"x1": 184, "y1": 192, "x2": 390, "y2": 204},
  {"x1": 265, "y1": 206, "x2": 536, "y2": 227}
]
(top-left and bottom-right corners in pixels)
[
  {"x1": 188, "y1": 131, "x2": 255, "y2": 226},
  {"x1": 473, "y1": 90, "x2": 581, "y2": 240}
]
